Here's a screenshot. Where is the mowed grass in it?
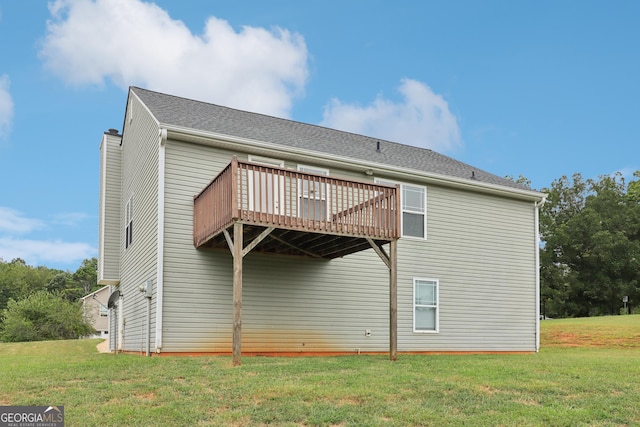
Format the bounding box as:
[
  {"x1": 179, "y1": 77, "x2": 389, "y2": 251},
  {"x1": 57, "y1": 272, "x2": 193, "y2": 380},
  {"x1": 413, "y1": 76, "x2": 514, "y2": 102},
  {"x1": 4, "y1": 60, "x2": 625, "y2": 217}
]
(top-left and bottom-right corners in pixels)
[
  {"x1": 542, "y1": 315, "x2": 640, "y2": 349},
  {"x1": 0, "y1": 316, "x2": 638, "y2": 426}
]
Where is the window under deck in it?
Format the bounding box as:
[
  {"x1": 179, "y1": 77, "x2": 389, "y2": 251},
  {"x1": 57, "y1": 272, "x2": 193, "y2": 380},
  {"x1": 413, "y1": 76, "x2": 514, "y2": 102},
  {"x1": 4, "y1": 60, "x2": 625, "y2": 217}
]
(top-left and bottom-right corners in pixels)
[{"x1": 193, "y1": 157, "x2": 400, "y2": 259}]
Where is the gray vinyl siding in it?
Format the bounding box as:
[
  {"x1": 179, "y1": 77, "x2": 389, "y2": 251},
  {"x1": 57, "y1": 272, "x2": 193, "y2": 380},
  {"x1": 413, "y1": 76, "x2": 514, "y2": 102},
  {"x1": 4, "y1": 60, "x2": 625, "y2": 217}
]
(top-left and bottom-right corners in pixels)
[
  {"x1": 161, "y1": 140, "x2": 537, "y2": 353},
  {"x1": 396, "y1": 185, "x2": 537, "y2": 351},
  {"x1": 117, "y1": 93, "x2": 159, "y2": 353},
  {"x1": 162, "y1": 140, "x2": 391, "y2": 353},
  {"x1": 162, "y1": 140, "x2": 232, "y2": 352},
  {"x1": 98, "y1": 133, "x2": 121, "y2": 283}
]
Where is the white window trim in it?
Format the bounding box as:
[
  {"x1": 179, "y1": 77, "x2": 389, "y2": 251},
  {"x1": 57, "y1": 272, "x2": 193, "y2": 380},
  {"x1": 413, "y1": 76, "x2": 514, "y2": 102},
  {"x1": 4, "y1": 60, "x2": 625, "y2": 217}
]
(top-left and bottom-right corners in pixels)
[
  {"x1": 413, "y1": 277, "x2": 439, "y2": 333},
  {"x1": 375, "y1": 178, "x2": 427, "y2": 240},
  {"x1": 124, "y1": 195, "x2": 133, "y2": 250},
  {"x1": 248, "y1": 155, "x2": 284, "y2": 167}
]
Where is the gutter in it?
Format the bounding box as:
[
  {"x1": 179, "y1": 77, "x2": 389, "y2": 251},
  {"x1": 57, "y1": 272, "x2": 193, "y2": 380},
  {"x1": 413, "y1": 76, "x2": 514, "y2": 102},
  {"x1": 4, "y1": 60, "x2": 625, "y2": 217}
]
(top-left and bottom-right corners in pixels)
[
  {"x1": 162, "y1": 125, "x2": 545, "y2": 203},
  {"x1": 155, "y1": 128, "x2": 167, "y2": 353}
]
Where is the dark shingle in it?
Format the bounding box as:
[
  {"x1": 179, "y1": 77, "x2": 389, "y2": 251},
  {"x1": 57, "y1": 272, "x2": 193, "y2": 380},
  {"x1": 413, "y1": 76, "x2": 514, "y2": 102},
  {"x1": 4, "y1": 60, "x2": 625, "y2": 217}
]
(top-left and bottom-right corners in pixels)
[{"x1": 131, "y1": 87, "x2": 528, "y2": 190}]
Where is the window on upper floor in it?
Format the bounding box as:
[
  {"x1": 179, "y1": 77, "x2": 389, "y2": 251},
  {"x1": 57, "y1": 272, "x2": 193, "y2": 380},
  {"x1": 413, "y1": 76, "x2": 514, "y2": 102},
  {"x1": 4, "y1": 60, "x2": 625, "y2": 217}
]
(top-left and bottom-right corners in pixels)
[
  {"x1": 376, "y1": 179, "x2": 427, "y2": 239},
  {"x1": 125, "y1": 196, "x2": 133, "y2": 249},
  {"x1": 402, "y1": 184, "x2": 426, "y2": 238},
  {"x1": 414, "y1": 278, "x2": 439, "y2": 333}
]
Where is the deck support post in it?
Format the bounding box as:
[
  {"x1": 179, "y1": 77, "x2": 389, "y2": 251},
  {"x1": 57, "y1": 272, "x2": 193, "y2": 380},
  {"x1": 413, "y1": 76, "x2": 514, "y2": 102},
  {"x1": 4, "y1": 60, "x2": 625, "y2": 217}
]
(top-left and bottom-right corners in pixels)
[
  {"x1": 232, "y1": 222, "x2": 243, "y2": 366},
  {"x1": 365, "y1": 238, "x2": 398, "y2": 361},
  {"x1": 389, "y1": 239, "x2": 398, "y2": 361}
]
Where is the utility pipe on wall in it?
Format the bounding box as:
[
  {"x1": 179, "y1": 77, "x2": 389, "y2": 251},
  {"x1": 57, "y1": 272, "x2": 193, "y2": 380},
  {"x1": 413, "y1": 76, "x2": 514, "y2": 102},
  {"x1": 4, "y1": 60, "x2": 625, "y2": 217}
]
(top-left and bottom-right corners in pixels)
[
  {"x1": 534, "y1": 196, "x2": 547, "y2": 352},
  {"x1": 118, "y1": 294, "x2": 124, "y2": 352},
  {"x1": 140, "y1": 280, "x2": 153, "y2": 357}
]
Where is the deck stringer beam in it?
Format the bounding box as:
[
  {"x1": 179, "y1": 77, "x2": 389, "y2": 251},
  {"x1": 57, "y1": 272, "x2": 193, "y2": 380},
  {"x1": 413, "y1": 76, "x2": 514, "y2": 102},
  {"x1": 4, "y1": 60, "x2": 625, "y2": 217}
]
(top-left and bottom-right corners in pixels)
[
  {"x1": 223, "y1": 227, "x2": 235, "y2": 253},
  {"x1": 223, "y1": 225, "x2": 275, "y2": 258},
  {"x1": 366, "y1": 238, "x2": 391, "y2": 269},
  {"x1": 242, "y1": 227, "x2": 275, "y2": 257},
  {"x1": 269, "y1": 234, "x2": 323, "y2": 258}
]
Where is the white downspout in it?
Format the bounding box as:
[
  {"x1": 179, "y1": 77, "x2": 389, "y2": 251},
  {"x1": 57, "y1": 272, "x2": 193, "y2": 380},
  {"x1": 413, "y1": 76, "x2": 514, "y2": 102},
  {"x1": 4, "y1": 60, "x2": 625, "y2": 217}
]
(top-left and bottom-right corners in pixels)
[
  {"x1": 155, "y1": 128, "x2": 167, "y2": 352},
  {"x1": 534, "y1": 196, "x2": 546, "y2": 352}
]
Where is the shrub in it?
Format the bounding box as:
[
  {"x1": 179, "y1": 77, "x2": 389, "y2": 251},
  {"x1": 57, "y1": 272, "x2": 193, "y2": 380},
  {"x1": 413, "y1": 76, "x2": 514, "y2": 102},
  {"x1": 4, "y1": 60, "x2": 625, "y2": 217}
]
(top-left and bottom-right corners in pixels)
[{"x1": 0, "y1": 291, "x2": 95, "y2": 342}]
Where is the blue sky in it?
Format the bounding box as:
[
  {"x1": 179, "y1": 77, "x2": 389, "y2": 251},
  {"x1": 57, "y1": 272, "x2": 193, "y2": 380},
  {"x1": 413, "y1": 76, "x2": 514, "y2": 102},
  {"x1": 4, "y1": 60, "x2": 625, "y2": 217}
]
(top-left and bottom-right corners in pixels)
[{"x1": 0, "y1": 0, "x2": 638, "y2": 271}]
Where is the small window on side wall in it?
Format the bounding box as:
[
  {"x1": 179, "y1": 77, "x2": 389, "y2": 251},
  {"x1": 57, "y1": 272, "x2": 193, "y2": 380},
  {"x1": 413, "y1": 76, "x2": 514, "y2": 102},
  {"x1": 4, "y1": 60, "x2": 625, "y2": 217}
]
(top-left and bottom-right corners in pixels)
[
  {"x1": 125, "y1": 196, "x2": 133, "y2": 249},
  {"x1": 414, "y1": 278, "x2": 439, "y2": 333}
]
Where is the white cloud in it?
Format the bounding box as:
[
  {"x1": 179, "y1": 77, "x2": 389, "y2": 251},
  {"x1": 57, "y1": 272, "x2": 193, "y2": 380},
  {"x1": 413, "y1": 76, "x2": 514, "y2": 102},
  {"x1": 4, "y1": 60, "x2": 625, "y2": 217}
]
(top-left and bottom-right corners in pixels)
[
  {"x1": 0, "y1": 207, "x2": 95, "y2": 267},
  {"x1": 0, "y1": 74, "x2": 14, "y2": 138},
  {"x1": 321, "y1": 78, "x2": 461, "y2": 152},
  {"x1": 40, "y1": 0, "x2": 308, "y2": 118},
  {"x1": 0, "y1": 237, "x2": 95, "y2": 266},
  {"x1": 0, "y1": 207, "x2": 44, "y2": 234},
  {"x1": 52, "y1": 212, "x2": 91, "y2": 227}
]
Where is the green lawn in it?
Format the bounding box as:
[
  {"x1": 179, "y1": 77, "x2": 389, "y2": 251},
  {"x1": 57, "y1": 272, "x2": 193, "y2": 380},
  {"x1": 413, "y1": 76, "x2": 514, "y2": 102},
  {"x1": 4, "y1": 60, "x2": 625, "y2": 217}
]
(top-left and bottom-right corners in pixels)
[{"x1": 1, "y1": 316, "x2": 639, "y2": 426}]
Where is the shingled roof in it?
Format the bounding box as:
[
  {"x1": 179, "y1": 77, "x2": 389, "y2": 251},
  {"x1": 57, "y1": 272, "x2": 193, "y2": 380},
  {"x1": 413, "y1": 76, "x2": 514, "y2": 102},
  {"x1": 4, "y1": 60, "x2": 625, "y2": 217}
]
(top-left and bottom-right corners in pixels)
[{"x1": 130, "y1": 86, "x2": 528, "y2": 191}]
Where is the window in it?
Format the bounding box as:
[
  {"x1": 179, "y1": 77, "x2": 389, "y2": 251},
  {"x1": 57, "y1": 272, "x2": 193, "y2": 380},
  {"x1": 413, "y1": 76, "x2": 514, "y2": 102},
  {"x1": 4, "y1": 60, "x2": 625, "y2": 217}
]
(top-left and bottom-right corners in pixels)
[
  {"x1": 376, "y1": 179, "x2": 426, "y2": 238},
  {"x1": 298, "y1": 165, "x2": 329, "y2": 221},
  {"x1": 99, "y1": 304, "x2": 108, "y2": 317},
  {"x1": 125, "y1": 196, "x2": 133, "y2": 249},
  {"x1": 414, "y1": 278, "x2": 439, "y2": 332},
  {"x1": 402, "y1": 184, "x2": 426, "y2": 238}
]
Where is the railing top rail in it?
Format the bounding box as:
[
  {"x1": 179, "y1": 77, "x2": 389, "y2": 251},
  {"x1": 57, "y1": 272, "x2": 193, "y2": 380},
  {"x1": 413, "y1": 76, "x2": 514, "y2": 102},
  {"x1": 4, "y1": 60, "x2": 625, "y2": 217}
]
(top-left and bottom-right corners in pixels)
[{"x1": 193, "y1": 158, "x2": 236, "y2": 201}]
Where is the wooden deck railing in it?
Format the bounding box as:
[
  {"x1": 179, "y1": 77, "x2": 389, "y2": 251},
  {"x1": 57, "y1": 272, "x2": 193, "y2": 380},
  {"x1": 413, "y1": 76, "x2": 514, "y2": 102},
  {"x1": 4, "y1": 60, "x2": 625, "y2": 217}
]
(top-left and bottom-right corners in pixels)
[{"x1": 194, "y1": 157, "x2": 400, "y2": 248}]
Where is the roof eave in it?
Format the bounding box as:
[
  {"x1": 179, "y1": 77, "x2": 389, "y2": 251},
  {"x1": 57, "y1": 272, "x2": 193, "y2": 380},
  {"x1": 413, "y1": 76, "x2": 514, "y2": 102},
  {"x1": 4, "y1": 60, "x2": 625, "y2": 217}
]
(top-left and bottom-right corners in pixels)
[{"x1": 163, "y1": 125, "x2": 546, "y2": 202}]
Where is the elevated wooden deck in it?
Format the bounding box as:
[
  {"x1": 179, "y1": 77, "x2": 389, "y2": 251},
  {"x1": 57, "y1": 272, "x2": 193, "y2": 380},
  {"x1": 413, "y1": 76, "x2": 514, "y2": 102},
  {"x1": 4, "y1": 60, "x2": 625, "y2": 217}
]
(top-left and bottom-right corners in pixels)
[
  {"x1": 194, "y1": 157, "x2": 400, "y2": 259},
  {"x1": 193, "y1": 157, "x2": 401, "y2": 365}
]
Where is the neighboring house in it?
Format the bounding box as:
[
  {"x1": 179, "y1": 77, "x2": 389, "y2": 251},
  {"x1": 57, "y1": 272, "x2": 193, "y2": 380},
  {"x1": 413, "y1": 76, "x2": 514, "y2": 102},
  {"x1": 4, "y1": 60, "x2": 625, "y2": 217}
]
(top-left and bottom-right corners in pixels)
[
  {"x1": 99, "y1": 87, "x2": 546, "y2": 363},
  {"x1": 80, "y1": 285, "x2": 110, "y2": 338}
]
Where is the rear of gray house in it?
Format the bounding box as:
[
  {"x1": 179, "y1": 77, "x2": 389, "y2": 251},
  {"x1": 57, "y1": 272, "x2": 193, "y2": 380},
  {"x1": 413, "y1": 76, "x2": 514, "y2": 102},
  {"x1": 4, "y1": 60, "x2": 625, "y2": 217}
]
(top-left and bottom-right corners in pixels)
[{"x1": 99, "y1": 87, "x2": 545, "y2": 359}]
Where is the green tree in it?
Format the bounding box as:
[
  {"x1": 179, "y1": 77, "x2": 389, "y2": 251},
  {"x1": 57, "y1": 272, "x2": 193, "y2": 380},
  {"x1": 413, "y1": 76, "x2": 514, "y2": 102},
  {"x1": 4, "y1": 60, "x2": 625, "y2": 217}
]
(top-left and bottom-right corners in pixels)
[
  {"x1": 628, "y1": 171, "x2": 640, "y2": 203},
  {"x1": 540, "y1": 172, "x2": 640, "y2": 317},
  {"x1": 505, "y1": 174, "x2": 532, "y2": 188},
  {"x1": 45, "y1": 258, "x2": 99, "y2": 302},
  {"x1": 45, "y1": 272, "x2": 78, "y2": 301},
  {"x1": 0, "y1": 258, "x2": 60, "y2": 311},
  {"x1": 73, "y1": 258, "x2": 99, "y2": 296},
  {"x1": 0, "y1": 291, "x2": 95, "y2": 342}
]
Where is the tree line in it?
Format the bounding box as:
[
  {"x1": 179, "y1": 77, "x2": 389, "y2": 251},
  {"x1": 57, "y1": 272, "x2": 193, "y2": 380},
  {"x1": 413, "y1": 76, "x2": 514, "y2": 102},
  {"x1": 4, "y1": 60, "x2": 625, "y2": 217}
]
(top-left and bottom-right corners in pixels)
[
  {"x1": 539, "y1": 171, "x2": 640, "y2": 318},
  {"x1": 0, "y1": 257, "x2": 99, "y2": 342}
]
